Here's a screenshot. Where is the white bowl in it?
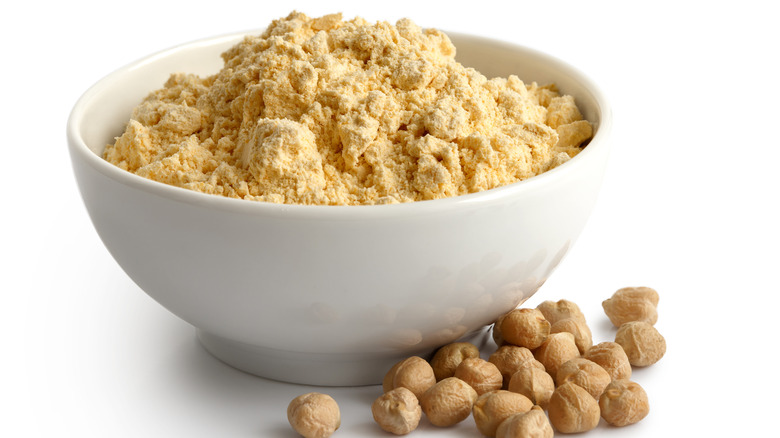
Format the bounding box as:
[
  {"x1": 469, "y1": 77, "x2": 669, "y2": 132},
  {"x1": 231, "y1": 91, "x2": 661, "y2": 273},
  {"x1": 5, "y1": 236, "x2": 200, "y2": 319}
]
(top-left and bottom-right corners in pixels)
[{"x1": 67, "y1": 30, "x2": 611, "y2": 386}]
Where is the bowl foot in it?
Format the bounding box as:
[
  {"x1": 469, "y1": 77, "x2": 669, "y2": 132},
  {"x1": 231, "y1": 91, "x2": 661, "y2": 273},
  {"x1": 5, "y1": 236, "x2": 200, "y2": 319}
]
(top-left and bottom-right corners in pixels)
[{"x1": 196, "y1": 327, "x2": 491, "y2": 386}]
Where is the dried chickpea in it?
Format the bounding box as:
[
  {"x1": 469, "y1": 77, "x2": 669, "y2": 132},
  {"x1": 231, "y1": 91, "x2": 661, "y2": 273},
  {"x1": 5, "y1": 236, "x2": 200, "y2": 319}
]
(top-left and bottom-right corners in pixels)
[
  {"x1": 492, "y1": 313, "x2": 508, "y2": 347},
  {"x1": 371, "y1": 387, "x2": 422, "y2": 435},
  {"x1": 495, "y1": 406, "x2": 553, "y2": 438},
  {"x1": 499, "y1": 308, "x2": 550, "y2": 349},
  {"x1": 555, "y1": 358, "x2": 611, "y2": 399},
  {"x1": 583, "y1": 341, "x2": 632, "y2": 381},
  {"x1": 549, "y1": 317, "x2": 592, "y2": 354},
  {"x1": 536, "y1": 299, "x2": 586, "y2": 325},
  {"x1": 454, "y1": 357, "x2": 503, "y2": 395},
  {"x1": 547, "y1": 382, "x2": 600, "y2": 434},
  {"x1": 599, "y1": 379, "x2": 650, "y2": 426},
  {"x1": 602, "y1": 286, "x2": 659, "y2": 327},
  {"x1": 615, "y1": 321, "x2": 666, "y2": 366},
  {"x1": 613, "y1": 286, "x2": 659, "y2": 306},
  {"x1": 472, "y1": 390, "x2": 534, "y2": 437},
  {"x1": 489, "y1": 345, "x2": 545, "y2": 389},
  {"x1": 507, "y1": 365, "x2": 555, "y2": 410},
  {"x1": 420, "y1": 377, "x2": 478, "y2": 427},
  {"x1": 533, "y1": 332, "x2": 580, "y2": 378},
  {"x1": 287, "y1": 392, "x2": 340, "y2": 438},
  {"x1": 383, "y1": 356, "x2": 436, "y2": 399},
  {"x1": 430, "y1": 342, "x2": 480, "y2": 381}
]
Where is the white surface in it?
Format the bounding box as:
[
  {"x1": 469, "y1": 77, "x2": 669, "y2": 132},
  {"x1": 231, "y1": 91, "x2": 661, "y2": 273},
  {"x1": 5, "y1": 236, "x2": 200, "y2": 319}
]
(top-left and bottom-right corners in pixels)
[{"x1": 3, "y1": 1, "x2": 778, "y2": 436}]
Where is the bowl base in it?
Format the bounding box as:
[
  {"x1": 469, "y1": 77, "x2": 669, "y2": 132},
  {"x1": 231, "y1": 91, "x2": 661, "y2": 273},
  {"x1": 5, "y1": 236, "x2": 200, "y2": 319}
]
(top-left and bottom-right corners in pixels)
[{"x1": 196, "y1": 327, "x2": 491, "y2": 386}]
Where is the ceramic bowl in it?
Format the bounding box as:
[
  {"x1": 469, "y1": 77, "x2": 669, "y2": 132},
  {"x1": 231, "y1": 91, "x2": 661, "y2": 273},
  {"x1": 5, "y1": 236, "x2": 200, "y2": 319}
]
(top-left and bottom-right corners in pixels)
[{"x1": 67, "y1": 30, "x2": 611, "y2": 385}]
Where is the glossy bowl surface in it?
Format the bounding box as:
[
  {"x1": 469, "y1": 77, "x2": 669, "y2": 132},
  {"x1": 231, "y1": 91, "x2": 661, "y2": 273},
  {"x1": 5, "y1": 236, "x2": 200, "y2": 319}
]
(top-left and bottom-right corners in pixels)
[{"x1": 67, "y1": 30, "x2": 611, "y2": 385}]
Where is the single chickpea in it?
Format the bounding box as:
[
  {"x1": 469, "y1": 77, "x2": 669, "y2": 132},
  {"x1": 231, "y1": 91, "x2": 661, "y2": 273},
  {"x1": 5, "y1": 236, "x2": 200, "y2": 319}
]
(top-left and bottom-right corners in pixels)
[
  {"x1": 533, "y1": 332, "x2": 580, "y2": 378},
  {"x1": 495, "y1": 406, "x2": 554, "y2": 438},
  {"x1": 383, "y1": 356, "x2": 436, "y2": 399},
  {"x1": 430, "y1": 342, "x2": 480, "y2": 381},
  {"x1": 454, "y1": 357, "x2": 503, "y2": 395},
  {"x1": 287, "y1": 392, "x2": 340, "y2": 438},
  {"x1": 371, "y1": 387, "x2": 422, "y2": 435},
  {"x1": 420, "y1": 377, "x2": 478, "y2": 427},
  {"x1": 547, "y1": 382, "x2": 600, "y2": 434},
  {"x1": 497, "y1": 406, "x2": 553, "y2": 438},
  {"x1": 555, "y1": 358, "x2": 611, "y2": 400},
  {"x1": 599, "y1": 379, "x2": 650, "y2": 426},
  {"x1": 536, "y1": 299, "x2": 586, "y2": 325},
  {"x1": 492, "y1": 313, "x2": 508, "y2": 347},
  {"x1": 499, "y1": 308, "x2": 551, "y2": 349},
  {"x1": 549, "y1": 317, "x2": 592, "y2": 354},
  {"x1": 583, "y1": 341, "x2": 632, "y2": 381},
  {"x1": 472, "y1": 390, "x2": 534, "y2": 437},
  {"x1": 613, "y1": 286, "x2": 659, "y2": 306},
  {"x1": 615, "y1": 321, "x2": 666, "y2": 366},
  {"x1": 507, "y1": 365, "x2": 555, "y2": 410},
  {"x1": 489, "y1": 345, "x2": 545, "y2": 389},
  {"x1": 602, "y1": 286, "x2": 659, "y2": 327}
]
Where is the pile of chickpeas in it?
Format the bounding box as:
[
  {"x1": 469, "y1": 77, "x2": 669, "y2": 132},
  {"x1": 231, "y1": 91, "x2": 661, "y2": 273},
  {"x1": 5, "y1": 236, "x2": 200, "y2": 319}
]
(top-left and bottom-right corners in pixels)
[{"x1": 287, "y1": 287, "x2": 665, "y2": 437}]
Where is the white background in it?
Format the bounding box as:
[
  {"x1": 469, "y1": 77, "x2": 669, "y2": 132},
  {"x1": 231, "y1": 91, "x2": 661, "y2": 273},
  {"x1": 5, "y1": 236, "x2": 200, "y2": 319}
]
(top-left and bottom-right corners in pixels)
[{"x1": 3, "y1": 1, "x2": 778, "y2": 436}]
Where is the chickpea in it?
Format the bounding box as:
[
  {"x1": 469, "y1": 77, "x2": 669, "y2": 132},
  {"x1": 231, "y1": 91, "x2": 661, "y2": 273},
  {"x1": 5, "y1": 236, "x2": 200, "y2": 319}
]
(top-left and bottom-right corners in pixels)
[
  {"x1": 430, "y1": 342, "x2": 480, "y2": 381},
  {"x1": 489, "y1": 345, "x2": 545, "y2": 389},
  {"x1": 371, "y1": 387, "x2": 421, "y2": 435},
  {"x1": 615, "y1": 321, "x2": 666, "y2": 366},
  {"x1": 613, "y1": 286, "x2": 659, "y2": 306},
  {"x1": 536, "y1": 299, "x2": 586, "y2": 325},
  {"x1": 547, "y1": 382, "x2": 600, "y2": 434},
  {"x1": 599, "y1": 379, "x2": 650, "y2": 426},
  {"x1": 495, "y1": 406, "x2": 554, "y2": 438},
  {"x1": 287, "y1": 393, "x2": 340, "y2": 438},
  {"x1": 454, "y1": 357, "x2": 503, "y2": 395},
  {"x1": 492, "y1": 313, "x2": 508, "y2": 347},
  {"x1": 313, "y1": 290, "x2": 665, "y2": 436},
  {"x1": 472, "y1": 390, "x2": 533, "y2": 437},
  {"x1": 420, "y1": 377, "x2": 478, "y2": 427},
  {"x1": 555, "y1": 358, "x2": 611, "y2": 399},
  {"x1": 383, "y1": 356, "x2": 436, "y2": 399},
  {"x1": 583, "y1": 341, "x2": 632, "y2": 381},
  {"x1": 499, "y1": 308, "x2": 550, "y2": 349},
  {"x1": 549, "y1": 317, "x2": 592, "y2": 354},
  {"x1": 507, "y1": 365, "x2": 555, "y2": 410},
  {"x1": 602, "y1": 287, "x2": 659, "y2": 327},
  {"x1": 533, "y1": 332, "x2": 580, "y2": 378}
]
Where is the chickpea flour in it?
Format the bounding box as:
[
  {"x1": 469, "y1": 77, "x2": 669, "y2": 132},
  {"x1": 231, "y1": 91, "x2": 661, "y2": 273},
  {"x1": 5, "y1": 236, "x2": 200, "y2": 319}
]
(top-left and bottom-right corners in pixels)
[{"x1": 104, "y1": 12, "x2": 592, "y2": 205}]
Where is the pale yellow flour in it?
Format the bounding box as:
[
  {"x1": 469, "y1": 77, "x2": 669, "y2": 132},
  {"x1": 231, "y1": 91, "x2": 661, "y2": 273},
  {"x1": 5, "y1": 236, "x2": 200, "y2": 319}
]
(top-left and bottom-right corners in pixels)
[{"x1": 104, "y1": 12, "x2": 592, "y2": 205}]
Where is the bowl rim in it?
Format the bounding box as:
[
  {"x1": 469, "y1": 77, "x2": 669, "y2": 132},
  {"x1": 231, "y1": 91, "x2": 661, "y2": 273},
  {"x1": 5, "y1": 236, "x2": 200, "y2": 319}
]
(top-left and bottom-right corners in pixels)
[{"x1": 67, "y1": 29, "x2": 612, "y2": 219}]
